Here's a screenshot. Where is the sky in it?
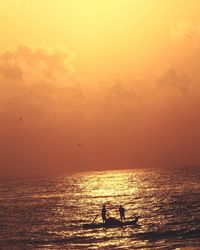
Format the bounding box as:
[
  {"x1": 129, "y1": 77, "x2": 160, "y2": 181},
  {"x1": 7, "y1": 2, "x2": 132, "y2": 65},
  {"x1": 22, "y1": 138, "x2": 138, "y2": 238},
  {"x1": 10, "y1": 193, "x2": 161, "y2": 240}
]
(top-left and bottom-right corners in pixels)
[{"x1": 1, "y1": 0, "x2": 200, "y2": 177}]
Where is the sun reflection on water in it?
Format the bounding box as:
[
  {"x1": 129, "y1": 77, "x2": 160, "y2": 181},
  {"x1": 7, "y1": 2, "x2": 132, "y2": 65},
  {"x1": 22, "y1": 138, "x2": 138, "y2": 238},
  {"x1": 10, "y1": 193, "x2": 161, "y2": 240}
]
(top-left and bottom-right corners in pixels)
[
  {"x1": 76, "y1": 170, "x2": 142, "y2": 223},
  {"x1": 41, "y1": 169, "x2": 200, "y2": 249},
  {"x1": 2, "y1": 169, "x2": 200, "y2": 249},
  {"x1": 80, "y1": 170, "x2": 138, "y2": 197}
]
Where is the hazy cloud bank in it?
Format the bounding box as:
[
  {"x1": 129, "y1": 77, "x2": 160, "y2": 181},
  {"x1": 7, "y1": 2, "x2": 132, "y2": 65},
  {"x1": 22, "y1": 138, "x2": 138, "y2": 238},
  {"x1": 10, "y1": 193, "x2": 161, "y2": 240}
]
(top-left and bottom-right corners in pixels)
[{"x1": 0, "y1": 45, "x2": 200, "y2": 177}]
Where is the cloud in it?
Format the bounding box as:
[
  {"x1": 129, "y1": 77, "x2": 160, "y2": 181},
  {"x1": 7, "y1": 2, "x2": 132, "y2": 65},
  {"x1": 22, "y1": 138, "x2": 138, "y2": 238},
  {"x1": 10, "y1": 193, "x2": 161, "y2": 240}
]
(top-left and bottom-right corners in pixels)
[
  {"x1": 157, "y1": 66, "x2": 189, "y2": 94},
  {"x1": 170, "y1": 20, "x2": 195, "y2": 41},
  {"x1": 0, "y1": 59, "x2": 23, "y2": 81},
  {"x1": 0, "y1": 45, "x2": 85, "y2": 176},
  {"x1": 1, "y1": 44, "x2": 200, "y2": 177},
  {"x1": 0, "y1": 45, "x2": 74, "y2": 83}
]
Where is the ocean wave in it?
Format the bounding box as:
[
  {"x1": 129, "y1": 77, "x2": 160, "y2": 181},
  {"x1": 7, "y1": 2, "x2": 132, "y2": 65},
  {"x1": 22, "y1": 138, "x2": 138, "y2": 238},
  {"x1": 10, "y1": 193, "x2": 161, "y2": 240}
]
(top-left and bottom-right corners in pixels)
[{"x1": 133, "y1": 228, "x2": 200, "y2": 240}]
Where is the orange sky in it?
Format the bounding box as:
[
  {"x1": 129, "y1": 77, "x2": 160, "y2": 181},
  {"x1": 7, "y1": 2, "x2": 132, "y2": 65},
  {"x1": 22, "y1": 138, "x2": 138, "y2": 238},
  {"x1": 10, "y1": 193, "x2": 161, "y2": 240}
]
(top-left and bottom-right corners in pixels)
[{"x1": 1, "y1": 0, "x2": 200, "y2": 177}]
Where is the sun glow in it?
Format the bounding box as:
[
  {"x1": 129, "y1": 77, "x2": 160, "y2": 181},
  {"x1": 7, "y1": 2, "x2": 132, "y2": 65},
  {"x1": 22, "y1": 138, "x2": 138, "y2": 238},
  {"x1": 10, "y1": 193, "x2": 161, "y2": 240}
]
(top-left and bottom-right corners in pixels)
[
  {"x1": 1, "y1": 0, "x2": 200, "y2": 176},
  {"x1": 0, "y1": 0, "x2": 171, "y2": 77},
  {"x1": 61, "y1": 0, "x2": 165, "y2": 76}
]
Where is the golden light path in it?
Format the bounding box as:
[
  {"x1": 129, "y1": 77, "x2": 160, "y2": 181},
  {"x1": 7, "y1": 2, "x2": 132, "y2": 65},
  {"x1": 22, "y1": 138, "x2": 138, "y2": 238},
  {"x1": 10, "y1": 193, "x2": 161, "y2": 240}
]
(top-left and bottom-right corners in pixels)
[{"x1": 53, "y1": 169, "x2": 172, "y2": 248}]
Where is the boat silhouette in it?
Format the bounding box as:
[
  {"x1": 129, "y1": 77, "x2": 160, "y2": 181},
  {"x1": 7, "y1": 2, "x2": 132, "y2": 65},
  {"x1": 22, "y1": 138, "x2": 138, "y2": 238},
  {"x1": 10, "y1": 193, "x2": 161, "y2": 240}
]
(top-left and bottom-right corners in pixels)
[{"x1": 83, "y1": 216, "x2": 140, "y2": 229}]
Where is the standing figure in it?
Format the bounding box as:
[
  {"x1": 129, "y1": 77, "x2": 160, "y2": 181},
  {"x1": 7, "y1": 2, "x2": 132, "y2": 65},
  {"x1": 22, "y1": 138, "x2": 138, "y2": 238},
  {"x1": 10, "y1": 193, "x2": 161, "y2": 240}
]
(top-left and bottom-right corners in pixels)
[
  {"x1": 119, "y1": 205, "x2": 125, "y2": 222},
  {"x1": 101, "y1": 205, "x2": 107, "y2": 223}
]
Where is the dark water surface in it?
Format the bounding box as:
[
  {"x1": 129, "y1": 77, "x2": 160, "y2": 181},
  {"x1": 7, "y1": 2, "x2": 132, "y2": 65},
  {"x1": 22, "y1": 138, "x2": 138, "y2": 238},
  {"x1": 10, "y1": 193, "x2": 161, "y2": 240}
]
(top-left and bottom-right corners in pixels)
[{"x1": 0, "y1": 169, "x2": 200, "y2": 249}]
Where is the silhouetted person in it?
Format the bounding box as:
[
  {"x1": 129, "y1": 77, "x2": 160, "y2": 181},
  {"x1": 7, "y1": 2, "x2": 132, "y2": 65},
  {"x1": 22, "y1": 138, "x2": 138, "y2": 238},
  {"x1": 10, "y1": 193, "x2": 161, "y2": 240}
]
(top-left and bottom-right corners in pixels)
[
  {"x1": 101, "y1": 205, "x2": 107, "y2": 223},
  {"x1": 119, "y1": 205, "x2": 125, "y2": 222}
]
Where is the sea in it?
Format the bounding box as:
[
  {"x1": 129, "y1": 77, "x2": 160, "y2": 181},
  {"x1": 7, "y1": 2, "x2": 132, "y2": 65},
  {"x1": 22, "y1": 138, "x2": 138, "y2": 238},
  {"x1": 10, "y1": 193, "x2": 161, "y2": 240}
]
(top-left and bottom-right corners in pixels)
[{"x1": 0, "y1": 168, "x2": 200, "y2": 249}]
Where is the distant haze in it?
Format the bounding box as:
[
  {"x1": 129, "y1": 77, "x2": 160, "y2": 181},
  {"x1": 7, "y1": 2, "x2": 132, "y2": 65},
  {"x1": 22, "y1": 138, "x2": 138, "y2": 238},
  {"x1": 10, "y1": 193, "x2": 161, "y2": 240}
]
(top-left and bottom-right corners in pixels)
[{"x1": 0, "y1": 0, "x2": 200, "y2": 177}]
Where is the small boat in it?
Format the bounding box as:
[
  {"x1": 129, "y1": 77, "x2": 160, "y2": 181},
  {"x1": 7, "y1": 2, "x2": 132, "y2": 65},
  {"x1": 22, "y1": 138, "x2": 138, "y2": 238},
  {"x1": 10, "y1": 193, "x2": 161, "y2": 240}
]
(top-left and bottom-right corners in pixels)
[{"x1": 83, "y1": 216, "x2": 140, "y2": 229}]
